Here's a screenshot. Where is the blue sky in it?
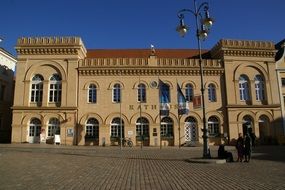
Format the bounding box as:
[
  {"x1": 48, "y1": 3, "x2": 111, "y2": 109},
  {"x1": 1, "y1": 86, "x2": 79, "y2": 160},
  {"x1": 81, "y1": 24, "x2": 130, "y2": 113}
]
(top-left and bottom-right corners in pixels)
[{"x1": 1, "y1": 0, "x2": 284, "y2": 56}]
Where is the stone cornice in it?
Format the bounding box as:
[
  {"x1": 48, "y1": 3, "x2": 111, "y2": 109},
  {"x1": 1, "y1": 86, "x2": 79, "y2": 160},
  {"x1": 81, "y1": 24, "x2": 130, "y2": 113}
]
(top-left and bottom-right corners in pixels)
[
  {"x1": 12, "y1": 106, "x2": 78, "y2": 111},
  {"x1": 211, "y1": 39, "x2": 277, "y2": 59},
  {"x1": 80, "y1": 58, "x2": 222, "y2": 68},
  {"x1": 78, "y1": 68, "x2": 224, "y2": 76},
  {"x1": 17, "y1": 37, "x2": 83, "y2": 46},
  {"x1": 79, "y1": 57, "x2": 223, "y2": 76},
  {"x1": 222, "y1": 50, "x2": 275, "y2": 57},
  {"x1": 15, "y1": 37, "x2": 87, "y2": 57},
  {"x1": 16, "y1": 48, "x2": 80, "y2": 55},
  {"x1": 226, "y1": 104, "x2": 280, "y2": 109}
]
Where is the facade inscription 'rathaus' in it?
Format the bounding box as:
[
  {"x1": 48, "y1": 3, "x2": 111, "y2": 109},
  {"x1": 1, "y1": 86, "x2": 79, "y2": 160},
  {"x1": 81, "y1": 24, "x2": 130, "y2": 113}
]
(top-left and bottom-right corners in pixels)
[{"x1": 11, "y1": 36, "x2": 285, "y2": 146}]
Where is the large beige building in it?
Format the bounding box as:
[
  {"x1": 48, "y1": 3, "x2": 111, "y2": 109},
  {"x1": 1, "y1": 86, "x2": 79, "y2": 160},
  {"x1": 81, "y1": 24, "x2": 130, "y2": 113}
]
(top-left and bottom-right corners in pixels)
[{"x1": 11, "y1": 37, "x2": 285, "y2": 146}]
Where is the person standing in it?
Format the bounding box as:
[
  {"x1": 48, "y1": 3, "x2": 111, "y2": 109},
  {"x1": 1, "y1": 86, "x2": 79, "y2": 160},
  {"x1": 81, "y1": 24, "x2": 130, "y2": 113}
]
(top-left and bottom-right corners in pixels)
[
  {"x1": 244, "y1": 133, "x2": 252, "y2": 162},
  {"x1": 236, "y1": 133, "x2": 244, "y2": 162}
]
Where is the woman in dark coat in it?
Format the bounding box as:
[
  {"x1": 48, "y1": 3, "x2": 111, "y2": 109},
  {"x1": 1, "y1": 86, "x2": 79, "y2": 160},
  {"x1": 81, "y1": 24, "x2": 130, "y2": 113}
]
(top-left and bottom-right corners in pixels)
[
  {"x1": 244, "y1": 133, "x2": 252, "y2": 162},
  {"x1": 236, "y1": 133, "x2": 244, "y2": 162}
]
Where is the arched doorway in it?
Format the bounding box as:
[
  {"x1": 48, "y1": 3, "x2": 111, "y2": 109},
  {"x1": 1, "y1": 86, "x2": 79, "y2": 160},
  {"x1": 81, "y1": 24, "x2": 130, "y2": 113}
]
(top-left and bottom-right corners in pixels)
[
  {"x1": 28, "y1": 118, "x2": 41, "y2": 143},
  {"x1": 160, "y1": 117, "x2": 174, "y2": 146},
  {"x1": 184, "y1": 116, "x2": 198, "y2": 146},
  {"x1": 259, "y1": 115, "x2": 270, "y2": 143},
  {"x1": 46, "y1": 118, "x2": 60, "y2": 144},
  {"x1": 136, "y1": 117, "x2": 150, "y2": 146},
  {"x1": 242, "y1": 115, "x2": 253, "y2": 136},
  {"x1": 85, "y1": 118, "x2": 99, "y2": 146},
  {"x1": 110, "y1": 117, "x2": 124, "y2": 145}
]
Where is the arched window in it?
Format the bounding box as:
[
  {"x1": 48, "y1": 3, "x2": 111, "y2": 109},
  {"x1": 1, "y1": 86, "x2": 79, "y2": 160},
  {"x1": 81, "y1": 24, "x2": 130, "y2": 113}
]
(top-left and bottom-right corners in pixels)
[
  {"x1": 136, "y1": 117, "x2": 149, "y2": 137},
  {"x1": 239, "y1": 75, "x2": 250, "y2": 101},
  {"x1": 88, "y1": 84, "x2": 97, "y2": 103},
  {"x1": 113, "y1": 83, "x2": 121, "y2": 103},
  {"x1": 208, "y1": 116, "x2": 219, "y2": 136},
  {"x1": 48, "y1": 118, "x2": 60, "y2": 137},
  {"x1": 254, "y1": 75, "x2": 265, "y2": 101},
  {"x1": 137, "y1": 83, "x2": 146, "y2": 102},
  {"x1": 160, "y1": 117, "x2": 173, "y2": 138},
  {"x1": 86, "y1": 118, "x2": 99, "y2": 138},
  {"x1": 29, "y1": 118, "x2": 41, "y2": 137},
  {"x1": 110, "y1": 117, "x2": 124, "y2": 138},
  {"x1": 30, "y1": 74, "x2": 44, "y2": 103},
  {"x1": 49, "y1": 74, "x2": 62, "y2": 103},
  {"x1": 208, "y1": 83, "x2": 216, "y2": 102},
  {"x1": 185, "y1": 83, "x2": 193, "y2": 102}
]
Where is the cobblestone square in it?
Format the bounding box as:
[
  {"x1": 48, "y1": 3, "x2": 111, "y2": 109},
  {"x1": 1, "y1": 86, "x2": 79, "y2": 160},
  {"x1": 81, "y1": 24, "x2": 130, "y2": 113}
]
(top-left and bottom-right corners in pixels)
[{"x1": 0, "y1": 144, "x2": 284, "y2": 190}]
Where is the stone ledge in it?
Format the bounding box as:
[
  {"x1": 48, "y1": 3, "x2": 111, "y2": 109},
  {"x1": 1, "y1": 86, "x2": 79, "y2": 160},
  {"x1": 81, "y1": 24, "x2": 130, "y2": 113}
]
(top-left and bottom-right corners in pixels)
[{"x1": 185, "y1": 158, "x2": 227, "y2": 164}]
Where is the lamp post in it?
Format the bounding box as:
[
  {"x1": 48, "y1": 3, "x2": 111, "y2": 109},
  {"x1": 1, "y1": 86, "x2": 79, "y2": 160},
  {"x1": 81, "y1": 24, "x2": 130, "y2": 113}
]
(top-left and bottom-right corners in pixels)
[{"x1": 176, "y1": 0, "x2": 214, "y2": 158}]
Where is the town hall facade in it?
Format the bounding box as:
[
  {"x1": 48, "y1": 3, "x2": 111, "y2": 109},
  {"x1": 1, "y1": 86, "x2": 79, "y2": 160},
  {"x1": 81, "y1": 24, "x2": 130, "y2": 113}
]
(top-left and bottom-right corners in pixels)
[{"x1": 11, "y1": 37, "x2": 285, "y2": 146}]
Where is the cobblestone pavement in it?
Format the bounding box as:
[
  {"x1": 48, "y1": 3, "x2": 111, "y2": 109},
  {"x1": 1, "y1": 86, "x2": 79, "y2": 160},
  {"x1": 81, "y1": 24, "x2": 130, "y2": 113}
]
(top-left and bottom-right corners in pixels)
[{"x1": 0, "y1": 144, "x2": 284, "y2": 190}]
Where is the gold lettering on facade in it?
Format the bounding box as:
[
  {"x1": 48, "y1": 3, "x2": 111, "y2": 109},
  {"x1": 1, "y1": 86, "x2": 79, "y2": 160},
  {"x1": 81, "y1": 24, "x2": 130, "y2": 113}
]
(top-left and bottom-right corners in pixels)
[{"x1": 128, "y1": 104, "x2": 181, "y2": 110}]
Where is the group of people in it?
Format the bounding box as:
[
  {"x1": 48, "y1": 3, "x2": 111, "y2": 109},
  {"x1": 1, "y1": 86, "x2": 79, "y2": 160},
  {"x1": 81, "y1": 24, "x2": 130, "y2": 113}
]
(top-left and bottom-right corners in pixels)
[
  {"x1": 236, "y1": 133, "x2": 254, "y2": 162},
  {"x1": 218, "y1": 132, "x2": 255, "y2": 163}
]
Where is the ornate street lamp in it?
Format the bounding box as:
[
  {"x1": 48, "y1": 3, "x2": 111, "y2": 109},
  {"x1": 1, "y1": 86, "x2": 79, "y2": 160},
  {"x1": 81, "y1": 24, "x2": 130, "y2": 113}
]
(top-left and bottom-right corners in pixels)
[{"x1": 176, "y1": 0, "x2": 214, "y2": 158}]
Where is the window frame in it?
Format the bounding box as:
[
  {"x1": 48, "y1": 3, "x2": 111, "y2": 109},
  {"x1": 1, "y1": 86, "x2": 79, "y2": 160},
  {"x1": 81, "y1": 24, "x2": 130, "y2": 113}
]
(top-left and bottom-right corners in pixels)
[
  {"x1": 239, "y1": 75, "x2": 250, "y2": 101},
  {"x1": 254, "y1": 75, "x2": 265, "y2": 101},
  {"x1": 137, "y1": 83, "x2": 146, "y2": 103},
  {"x1": 88, "y1": 84, "x2": 97, "y2": 103},
  {"x1": 85, "y1": 118, "x2": 99, "y2": 138},
  {"x1": 112, "y1": 83, "x2": 121, "y2": 103},
  {"x1": 136, "y1": 117, "x2": 149, "y2": 137},
  {"x1": 110, "y1": 118, "x2": 124, "y2": 138},
  {"x1": 47, "y1": 118, "x2": 60, "y2": 137},
  {"x1": 185, "y1": 83, "x2": 193, "y2": 102},
  {"x1": 208, "y1": 116, "x2": 219, "y2": 137},
  {"x1": 49, "y1": 74, "x2": 62, "y2": 103},
  {"x1": 208, "y1": 83, "x2": 216, "y2": 102},
  {"x1": 30, "y1": 74, "x2": 44, "y2": 103},
  {"x1": 160, "y1": 117, "x2": 173, "y2": 138}
]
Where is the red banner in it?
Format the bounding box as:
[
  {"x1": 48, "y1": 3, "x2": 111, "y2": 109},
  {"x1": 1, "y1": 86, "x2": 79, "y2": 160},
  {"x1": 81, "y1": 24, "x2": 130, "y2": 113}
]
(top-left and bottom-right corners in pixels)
[{"x1": 193, "y1": 95, "x2": 201, "y2": 109}]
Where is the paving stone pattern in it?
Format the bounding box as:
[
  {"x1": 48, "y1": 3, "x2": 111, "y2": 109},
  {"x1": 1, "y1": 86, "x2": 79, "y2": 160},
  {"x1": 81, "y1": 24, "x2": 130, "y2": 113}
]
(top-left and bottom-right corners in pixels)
[{"x1": 0, "y1": 144, "x2": 284, "y2": 190}]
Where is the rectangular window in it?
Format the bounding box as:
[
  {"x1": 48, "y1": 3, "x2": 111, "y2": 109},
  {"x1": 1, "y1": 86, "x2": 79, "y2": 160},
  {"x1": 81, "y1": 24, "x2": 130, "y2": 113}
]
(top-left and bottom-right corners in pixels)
[
  {"x1": 86, "y1": 126, "x2": 99, "y2": 138},
  {"x1": 208, "y1": 123, "x2": 219, "y2": 136},
  {"x1": 113, "y1": 88, "x2": 121, "y2": 103},
  {"x1": 136, "y1": 124, "x2": 148, "y2": 137},
  {"x1": 49, "y1": 84, "x2": 61, "y2": 102},
  {"x1": 185, "y1": 87, "x2": 193, "y2": 102},
  {"x1": 88, "y1": 89, "x2": 97, "y2": 103},
  {"x1": 31, "y1": 83, "x2": 43, "y2": 102},
  {"x1": 138, "y1": 88, "x2": 146, "y2": 102},
  {"x1": 111, "y1": 125, "x2": 119, "y2": 137}
]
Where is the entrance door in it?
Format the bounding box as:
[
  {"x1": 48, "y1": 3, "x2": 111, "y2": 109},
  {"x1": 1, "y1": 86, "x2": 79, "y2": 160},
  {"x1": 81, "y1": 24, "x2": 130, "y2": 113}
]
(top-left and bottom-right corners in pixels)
[
  {"x1": 29, "y1": 125, "x2": 41, "y2": 143},
  {"x1": 28, "y1": 118, "x2": 41, "y2": 143},
  {"x1": 185, "y1": 123, "x2": 197, "y2": 145}
]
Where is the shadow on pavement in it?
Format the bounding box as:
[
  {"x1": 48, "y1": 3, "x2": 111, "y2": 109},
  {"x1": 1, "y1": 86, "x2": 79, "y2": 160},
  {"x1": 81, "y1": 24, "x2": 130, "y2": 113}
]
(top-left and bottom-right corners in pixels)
[{"x1": 251, "y1": 145, "x2": 285, "y2": 163}]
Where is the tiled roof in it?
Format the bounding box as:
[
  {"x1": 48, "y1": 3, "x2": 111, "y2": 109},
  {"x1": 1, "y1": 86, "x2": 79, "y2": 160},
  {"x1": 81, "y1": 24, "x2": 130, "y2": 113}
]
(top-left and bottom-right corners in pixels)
[{"x1": 86, "y1": 49, "x2": 209, "y2": 58}]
